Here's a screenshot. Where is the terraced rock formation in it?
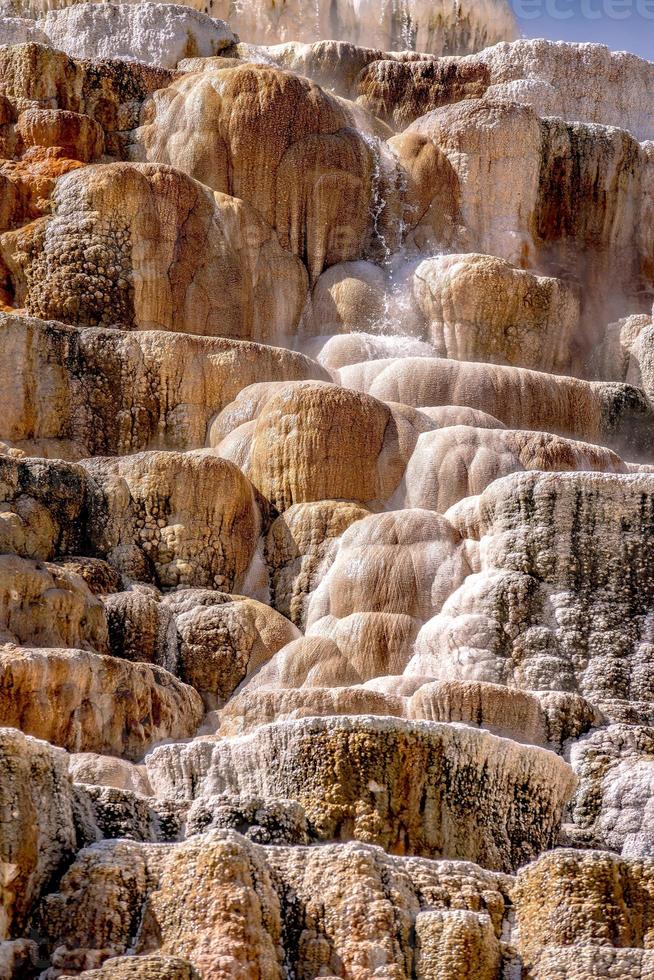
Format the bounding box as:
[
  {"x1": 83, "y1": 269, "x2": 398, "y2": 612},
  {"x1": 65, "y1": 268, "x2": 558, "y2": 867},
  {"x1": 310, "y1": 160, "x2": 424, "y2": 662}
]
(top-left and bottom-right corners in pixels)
[{"x1": 0, "y1": 1, "x2": 653, "y2": 978}]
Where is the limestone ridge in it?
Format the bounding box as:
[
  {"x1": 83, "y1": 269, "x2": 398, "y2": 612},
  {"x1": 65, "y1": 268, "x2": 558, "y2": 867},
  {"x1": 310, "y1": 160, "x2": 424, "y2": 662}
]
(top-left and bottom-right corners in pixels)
[{"x1": 0, "y1": 1, "x2": 653, "y2": 978}]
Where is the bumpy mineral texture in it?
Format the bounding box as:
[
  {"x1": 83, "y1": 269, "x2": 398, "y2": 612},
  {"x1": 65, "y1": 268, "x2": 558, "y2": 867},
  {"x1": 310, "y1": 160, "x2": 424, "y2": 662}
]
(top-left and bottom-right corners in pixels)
[{"x1": 0, "y1": 1, "x2": 654, "y2": 977}]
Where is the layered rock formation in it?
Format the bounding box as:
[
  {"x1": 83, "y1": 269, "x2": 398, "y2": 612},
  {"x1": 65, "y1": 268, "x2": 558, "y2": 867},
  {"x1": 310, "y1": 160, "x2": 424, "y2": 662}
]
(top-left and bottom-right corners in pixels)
[{"x1": 0, "y1": 1, "x2": 653, "y2": 978}]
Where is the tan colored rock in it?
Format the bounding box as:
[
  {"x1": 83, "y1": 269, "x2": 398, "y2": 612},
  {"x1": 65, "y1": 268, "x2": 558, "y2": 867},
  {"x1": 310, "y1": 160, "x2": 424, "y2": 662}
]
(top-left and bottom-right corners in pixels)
[
  {"x1": 396, "y1": 99, "x2": 541, "y2": 260},
  {"x1": 131, "y1": 64, "x2": 345, "y2": 216},
  {"x1": 70, "y1": 956, "x2": 198, "y2": 979},
  {"x1": 514, "y1": 849, "x2": 654, "y2": 974},
  {"x1": 41, "y1": 830, "x2": 513, "y2": 977},
  {"x1": 147, "y1": 717, "x2": 575, "y2": 871},
  {"x1": 308, "y1": 508, "x2": 471, "y2": 624},
  {"x1": 233, "y1": 634, "x2": 369, "y2": 691},
  {"x1": 81, "y1": 451, "x2": 260, "y2": 591},
  {"x1": 47, "y1": 832, "x2": 284, "y2": 979},
  {"x1": 400, "y1": 100, "x2": 649, "y2": 331},
  {"x1": 219, "y1": 680, "x2": 596, "y2": 749},
  {"x1": 103, "y1": 588, "x2": 176, "y2": 673},
  {"x1": 307, "y1": 259, "x2": 387, "y2": 335},
  {"x1": 35, "y1": 832, "x2": 654, "y2": 978},
  {"x1": 0, "y1": 454, "x2": 87, "y2": 561},
  {"x1": 40, "y1": 838, "x2": 152, "y2": 968},
  {"x1": 247, "y1": 381, "x2": 428, "y2": 510},
  {"x1": 0, "y1": 154, "x2": 85, "y2": 236},
  {"x1": 1, "y1": 19, "x2": 654, "y2": 971},
  {"x1": 176, "y1": 49, "x2": 393, "y2": 138},
  {"x1": 356, "y1": 57, "x2": 491, "y2": 129},
  {"x1": 344, "y1": 355, "x2": 652, "y2": 453},
  {"x1": 388, "y1": 127, "x2": 463, "y2": 248},
  {"x1": 0, "y1": 645, "x2": 203, "y2": 759},
  {"x1": 306, "y1": 612, "x2": 422, "y2": 682},
  {"x1": 161, "y1": 590, "x2": 301, "y2": 709},
  {"x1": 413, "y1": 253, "x2": 581, "y2": 372},
  {"x1": 210, "y1": 421, "x2": 252, "y2": 470},
  {"x1": 0, "y1": 451, "x2": 263, "y2": 596},
  {"x1": 0, "y1": 43, "x2": 173, "y2": 152},
  {"x1": 69, "y1": 753, "x2": 153, "y2": 797},
  {"x1": 130, "y1": 66, "x2": 398, "y2": 280},
  {"x1": 52, "y1": 557, "x2": 121, "y2": 596},
  {"x1": 414, "y1": 909, "x2": 501, "y2": 980},
  {"x1": 16, "y1": 107, "x2": 104, "y2": 161},
  {"x1": 1, "y1": 163, "x2": 309, "y2": 341},
  {"x1": 0, "y1": 553, "x2": 109, "y2": 651},
  {"x1": 208, "y1": 381, "x2": 292, "y2": 448},
  {"x1": 218, "y1": 684, "x2": 408, "y2": 736},
  {"x1": 264, "y1": 499, "x2": 370, "y2": 627},
  {"x1": 394, "y1": 425, "x2": 626, "y2": 513},
  {"x1": 407, "y1": 681, "x2": 596, "y2": 748},
  {"x1": 409, "y1": 471, "x2": 654, "y2": 706},
  {"x1": 251, "y1": 508, "x2": 471, "y2": 687},
  {"x1": 0, "y1": 728, "x2": 76, "y2": 940},
  {"x1": 0, "y1": 313, "x2": 327, "y2": 460},
  {"x1": 103, "y1": 583, "x2": 300, "y2": 706}
]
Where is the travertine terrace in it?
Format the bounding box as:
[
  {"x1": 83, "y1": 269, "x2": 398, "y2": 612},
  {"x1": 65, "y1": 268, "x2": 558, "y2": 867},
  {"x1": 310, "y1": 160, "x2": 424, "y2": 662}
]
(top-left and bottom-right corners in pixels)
[{"x1": 0, "y1": 0, "x2": 653, "y2": 977}]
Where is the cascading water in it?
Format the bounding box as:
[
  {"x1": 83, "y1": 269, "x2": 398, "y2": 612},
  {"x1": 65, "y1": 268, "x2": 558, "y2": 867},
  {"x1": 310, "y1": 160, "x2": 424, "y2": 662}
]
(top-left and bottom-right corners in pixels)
[
  {"x1": 0, "y1": 0, "x2": 518, "y2": 52},
  {"x1": 361, "y1": 133, "x2": 393, "y2": 266}
]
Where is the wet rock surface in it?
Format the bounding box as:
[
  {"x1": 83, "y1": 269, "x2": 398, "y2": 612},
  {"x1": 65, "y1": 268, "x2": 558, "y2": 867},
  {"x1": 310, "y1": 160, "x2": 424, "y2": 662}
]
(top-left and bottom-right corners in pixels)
[{"x1": 0, "y1": 2, "x2": 653, "y2": 977}]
